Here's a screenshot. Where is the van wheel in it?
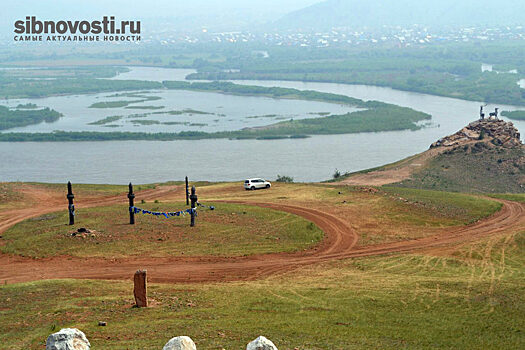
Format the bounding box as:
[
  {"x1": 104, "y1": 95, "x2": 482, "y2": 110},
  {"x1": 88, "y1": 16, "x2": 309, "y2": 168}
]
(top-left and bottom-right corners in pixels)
[
  {"x1": 251, "y1": 186, "x2": 256, "y2": 190},
  {"x1": 265, "y1": 184, "x2": 270, "y2": 189}
]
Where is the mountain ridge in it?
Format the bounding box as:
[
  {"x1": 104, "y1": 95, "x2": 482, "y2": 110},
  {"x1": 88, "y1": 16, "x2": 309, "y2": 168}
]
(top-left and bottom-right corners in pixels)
[{"x1": 274, "y1": 0, "x2": 525, "y2": 30}]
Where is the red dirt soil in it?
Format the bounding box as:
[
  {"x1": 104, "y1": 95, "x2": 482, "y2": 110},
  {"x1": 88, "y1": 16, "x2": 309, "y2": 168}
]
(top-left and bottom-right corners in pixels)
[{"x1": 0, "y1": 186, "x2": 523, "y2": 284}]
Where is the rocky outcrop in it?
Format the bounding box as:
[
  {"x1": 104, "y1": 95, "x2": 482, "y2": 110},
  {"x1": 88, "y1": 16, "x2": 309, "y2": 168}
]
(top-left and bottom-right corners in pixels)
[
  {"x1": 246, "y1": 336, "x2": 278, "y2": 350},
  {"x1": 162, "y1": 336, "x2": 197, "y2": 350},
  {"x1": 431, "y1": 119, "x2": 522, "y2": 149},
  {"x1": 46, "y1": 328, "x2": 90, "y2": 350}
]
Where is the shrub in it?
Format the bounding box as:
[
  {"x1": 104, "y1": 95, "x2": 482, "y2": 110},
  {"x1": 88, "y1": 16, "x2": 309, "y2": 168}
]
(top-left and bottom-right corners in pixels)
[{"x1": 276, "y1": 175, "x2": 294, "y2": 183}]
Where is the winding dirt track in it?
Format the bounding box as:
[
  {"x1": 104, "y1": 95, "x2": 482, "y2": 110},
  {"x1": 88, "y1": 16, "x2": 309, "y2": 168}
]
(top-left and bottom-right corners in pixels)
[{"x1": 0, "y1": 186, "x2": 523, "y2": 284}]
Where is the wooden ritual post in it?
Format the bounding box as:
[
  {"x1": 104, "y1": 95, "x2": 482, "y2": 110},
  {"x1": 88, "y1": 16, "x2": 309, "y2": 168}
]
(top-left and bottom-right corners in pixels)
[
  {"x1": 190, "y1": 185, "x2": 197, "y2": 227},
  {"x1": 185, "y1": 176, "x2": 189, "y2": 205},
  {"x1": 133, "y1": 270, "x2": 148, "y2": 307},
  {"x1": 128, "y1": 183, "x2": 135, "y2": 225},
  {"x1": 67, "y1": 182, "x2": 75, "y2": 225}
]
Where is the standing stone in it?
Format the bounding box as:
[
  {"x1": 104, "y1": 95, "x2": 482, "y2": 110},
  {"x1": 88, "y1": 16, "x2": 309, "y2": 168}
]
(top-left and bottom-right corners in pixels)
[
  {"x1": 134, "y1": 269, "x2": 148, "y2": 307},
  {"x1": 46, "y1": 328, "x2": 90, "y2": 350},
  {"x1": 162, "y1": 336, "x2": 197, "y2": 350},
  {"x1": 247, "y1": 336, "x2": 278, "y2": 350}
]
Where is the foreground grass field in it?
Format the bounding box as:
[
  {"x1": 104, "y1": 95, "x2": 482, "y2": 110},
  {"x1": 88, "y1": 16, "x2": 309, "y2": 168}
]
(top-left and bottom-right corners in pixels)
[
  {"x1": 0, "y1": 182, "x2": 521, "y2": 349},
  {"x1": 1, "y1": 202, "x2": 322, "y2": 258},
  {"x1": 1, "y1": 230, "x2": 523, "y2": 349}
]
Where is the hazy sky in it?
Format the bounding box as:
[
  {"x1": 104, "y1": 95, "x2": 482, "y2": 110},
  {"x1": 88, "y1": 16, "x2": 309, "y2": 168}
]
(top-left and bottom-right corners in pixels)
[
  {"x1": 3, "y1": 1, "x2": 320, "y2": 22},
  {"x1": 5, "y1": 0, "x2": 523, "y2": 35},
  {"x1": 1, "y1": 0, "x2": 322, "y2": 34}
]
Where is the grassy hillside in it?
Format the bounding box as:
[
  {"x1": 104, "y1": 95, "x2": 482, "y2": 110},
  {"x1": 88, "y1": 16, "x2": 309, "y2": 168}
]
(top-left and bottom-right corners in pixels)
[{"x1": 394, "y1": 142, "x2": 525, "y2": 193}]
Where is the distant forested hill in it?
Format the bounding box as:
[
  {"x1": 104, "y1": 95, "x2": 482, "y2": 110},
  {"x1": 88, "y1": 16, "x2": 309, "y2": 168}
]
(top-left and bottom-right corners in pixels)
[{"x1": 275, "y1": 0, "x2": 525, "y2": 30}]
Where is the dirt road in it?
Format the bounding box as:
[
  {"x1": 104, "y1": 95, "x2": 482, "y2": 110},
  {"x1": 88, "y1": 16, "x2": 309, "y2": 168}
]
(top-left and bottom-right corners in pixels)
[{"x1": 0, "y1": 186, "x2": 523, "y2": 284}]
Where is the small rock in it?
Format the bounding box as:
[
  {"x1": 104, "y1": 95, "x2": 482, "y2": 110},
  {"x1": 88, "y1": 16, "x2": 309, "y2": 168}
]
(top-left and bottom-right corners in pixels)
[
  {"x1": 247, "y1": 336, "x2": 278, "y2": 350},
  {"x1": 77, "y1": 228, "x2": 89, "y2": 233},
  {"x1": 46, "y1": 328, "x2": 90, "y2": 350},
  {"x1": 98, "y1": 321, "x2": 107, "y2": 326},
  {"x1": 162, "y1": 336, "x2": 197, "y2": 350}
]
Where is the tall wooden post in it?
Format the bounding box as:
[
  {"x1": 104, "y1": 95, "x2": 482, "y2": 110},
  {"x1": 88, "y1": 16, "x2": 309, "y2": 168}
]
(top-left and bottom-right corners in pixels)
[
  {"x1": 189, "y1": 185, "x2": 197, "y2": 227},
  {"x1": 133, "y1": 270, "x2": 148, "y2": 307},
  {"x1": 185, "y1": 176, "x2": 189, "y2": 205},
  {"x1": 128, "y1": 182, "x2": 135, "y2": 225},
  {"x1": 67, "y1": 181, "x2": 75, "y2": 225}
]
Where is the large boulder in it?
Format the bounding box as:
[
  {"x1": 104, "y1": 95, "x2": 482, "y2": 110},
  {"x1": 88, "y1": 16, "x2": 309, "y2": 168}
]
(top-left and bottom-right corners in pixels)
[
  {"x1": 246, "y1": 336, "x2": 278, "y2": 350},
  {"x1": 430, "y1": 119, "x2": 522, "y2": 149},
  {"x1": 46, "y1": 328, "x2": 90, "y2": 350},
  {"x1": 162, "y1": 336, "x2": 197, "y2": 350}
]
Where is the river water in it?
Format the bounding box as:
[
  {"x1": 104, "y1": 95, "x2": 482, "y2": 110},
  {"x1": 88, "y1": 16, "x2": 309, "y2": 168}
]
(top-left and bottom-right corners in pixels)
[
  {"x1": 0, "y1": 90, "x2": 356, "y2": 133},
  {"x1": 1, "y1": 67, "x2": 524, "y2": 184}
]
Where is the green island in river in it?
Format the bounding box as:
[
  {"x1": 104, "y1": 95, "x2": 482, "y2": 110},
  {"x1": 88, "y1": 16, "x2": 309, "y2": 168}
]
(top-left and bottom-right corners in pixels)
[{"x1": 0, "y1": 81, "x2": 430, "y2": 141}]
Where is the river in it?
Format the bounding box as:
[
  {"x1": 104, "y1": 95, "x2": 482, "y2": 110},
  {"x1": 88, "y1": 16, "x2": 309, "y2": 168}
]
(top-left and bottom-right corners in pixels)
[{"x1": 0, "y1": 67, "x2": 524, "y2": 184}]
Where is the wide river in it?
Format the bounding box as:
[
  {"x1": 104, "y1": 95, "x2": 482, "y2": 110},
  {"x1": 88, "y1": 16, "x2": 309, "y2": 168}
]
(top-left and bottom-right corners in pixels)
[{"x1": 1, "y1": 66, "x2": 524, "y2": 184}]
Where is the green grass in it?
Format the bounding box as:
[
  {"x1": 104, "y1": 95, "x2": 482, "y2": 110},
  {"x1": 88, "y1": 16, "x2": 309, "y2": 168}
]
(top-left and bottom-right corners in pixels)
[
  {"x1": 501, "y1": 110, "x2": 525, "y2": 121},
  {"x1": 89, "y1": 95, "x2": 162, "y2": 109},
  {"x1": 246, "y1": 114, "x2": 278, "y2": 119},
  {"x1": 487, "y1": 193, "x2": 525, "y2": 203},
  {"x1": 130, "y1": 119, "x2": 161, "y2": 125},
  {"x1": 393, "y1": 143, "x2": 525, "y2": 193},
  {"x1": 0, "y1": 105, "x2": 62, "y2": 130},
  {"x1": 89, "y1": 100, "x2": 138, "y2": 108},
  {"x1": 164, "y1": 109, "x2": 213, "y2": 115},
  {"x1": 1, "y1": 202, "x2": 323, "y2": 259},
  {"x1": 124, "y1": 106, "x2": 165, "y2": 110},
  {"x1": 87, "y1": 115, "x2": 123, "y2": 125},
  {"x1": 381, "y1": 187, "x2": 502, "y2": 225},
  {"x1": 1, "y1": 231, "x2": 523, "y2": 349}
]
